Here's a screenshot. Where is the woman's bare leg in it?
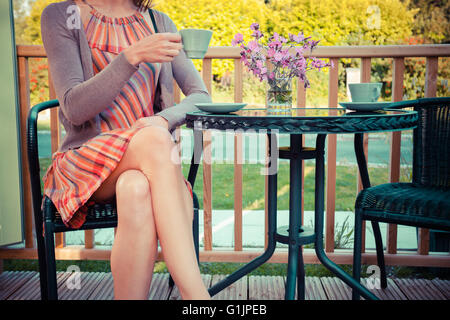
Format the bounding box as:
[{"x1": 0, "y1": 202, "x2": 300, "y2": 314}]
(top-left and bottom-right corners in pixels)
[{"x1": 92, "y1": 126, "x2": 209, "y2": 300}]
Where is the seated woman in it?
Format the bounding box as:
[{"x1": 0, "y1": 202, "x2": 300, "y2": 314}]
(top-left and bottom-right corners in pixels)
[{"x1": 40, "y1": 0, "x2": 211, "y2": 299}]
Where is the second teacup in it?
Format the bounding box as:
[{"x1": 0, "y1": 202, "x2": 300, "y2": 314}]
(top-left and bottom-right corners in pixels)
[
  {"x1": 179, "y1": 28, "x2": 213, "y2": 59},
  {"x1": 349, "y1": 82, "x2": 383, "y2": 102}
]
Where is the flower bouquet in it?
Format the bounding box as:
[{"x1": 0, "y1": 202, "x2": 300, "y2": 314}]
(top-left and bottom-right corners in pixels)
[{"x1": 232, "y1": 23, "x2": 330, "y2": 114}]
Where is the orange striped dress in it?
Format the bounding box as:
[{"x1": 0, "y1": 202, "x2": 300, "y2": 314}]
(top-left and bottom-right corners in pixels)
[{"x1": 42, "y1": 6, "x2": 192, "y2": 229}]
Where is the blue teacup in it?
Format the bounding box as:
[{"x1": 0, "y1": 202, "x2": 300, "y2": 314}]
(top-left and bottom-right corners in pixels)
[
  {"x1": 349, "y1": 83, "x2": 383, "y2": 102},
  {"x1": 179, "y1": 28, "x2": 213, "y2": 59}
]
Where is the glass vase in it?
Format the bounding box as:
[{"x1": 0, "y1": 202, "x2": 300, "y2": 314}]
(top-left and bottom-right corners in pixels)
[{"x1": 266, "y1": 78, "x2": 293, "y2": 115}]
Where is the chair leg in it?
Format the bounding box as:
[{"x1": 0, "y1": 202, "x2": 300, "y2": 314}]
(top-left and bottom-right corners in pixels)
[
  {"x1": 371, "y1": 221, "x2": 387, "y2": 289},
  {"x1": 352, "y1": 212, "x2": 363, "y2": 300},
  {"x1": 44, "y1": 220, "x2": 58, "y2": 300},
  {"x1": 34, "y1": 212, "x2": 49, "y2": 300}
]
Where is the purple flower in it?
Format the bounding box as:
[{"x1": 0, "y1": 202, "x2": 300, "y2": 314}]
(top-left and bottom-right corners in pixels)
[
  {"x1": 248, "y1": 40, "x2": 260, "y2": 52},
  {"x1": 250, "y1": 23, "x2": 260, "y2": 31},
  {"x1": 289, "y1": 32, "x2": 305, "y2": 43},
  {"x1": 233, "y1": 23, "x2": 329, "y2": 86},
  {"x1": 273, "y1": 51, "x2": 284, "y2": 62},
  {"x1": 231, "y1": 33, "x2": 244, "y2": 46},
  {"x1": 252, "y1": 30, "x2": 263, "y2": 40}
]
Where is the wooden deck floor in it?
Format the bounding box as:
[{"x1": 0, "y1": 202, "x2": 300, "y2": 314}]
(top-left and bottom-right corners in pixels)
[{"x1": 0, "y1": 271, "x2": 449, "y2": 300}]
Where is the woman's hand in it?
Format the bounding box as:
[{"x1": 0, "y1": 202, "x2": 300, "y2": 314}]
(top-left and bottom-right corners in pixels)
[
  {"x1": 132, "y1": 115, "x2": 169, "y2": 130},
  {"x1": 123, "y1": 33, "x2": 183, "y2": 66}
]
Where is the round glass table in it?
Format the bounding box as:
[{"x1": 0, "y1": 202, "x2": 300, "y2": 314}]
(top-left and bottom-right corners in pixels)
[{"x1": 185, "y1": 107, "x2": 418, "y2": 300}]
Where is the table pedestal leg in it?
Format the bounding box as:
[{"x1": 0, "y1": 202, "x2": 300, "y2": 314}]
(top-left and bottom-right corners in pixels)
[
  {"x1": 285, "y1": 134, "x2": 304, "y2": 300},
  {"x1": 314, "y1": 134, "x2": 379, "y2": 300}
]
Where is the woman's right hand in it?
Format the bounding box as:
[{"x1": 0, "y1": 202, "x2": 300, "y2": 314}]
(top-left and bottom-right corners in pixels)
[{"x1": 123, "y1": 33, "x2": 183, "y2": 66}]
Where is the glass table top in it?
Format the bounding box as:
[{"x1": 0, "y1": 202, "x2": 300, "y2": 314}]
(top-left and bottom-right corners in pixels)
[{"x1": 188, "y1": 107, "x2": 415, "y2": 118}]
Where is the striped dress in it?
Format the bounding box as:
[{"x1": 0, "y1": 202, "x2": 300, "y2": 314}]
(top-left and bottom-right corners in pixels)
[{"x1": 42, "y1": 6, "x2": 192, "y2": 229}]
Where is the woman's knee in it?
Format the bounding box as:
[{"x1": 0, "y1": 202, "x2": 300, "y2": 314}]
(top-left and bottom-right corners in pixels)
[{"x1": 129, "y1": 126, "x2": 178, "y2": 165}]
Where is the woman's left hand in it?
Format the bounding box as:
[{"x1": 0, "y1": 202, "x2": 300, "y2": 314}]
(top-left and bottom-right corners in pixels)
[{"x1": 133, "y1": 116, "x2": 169, "y2": 130}]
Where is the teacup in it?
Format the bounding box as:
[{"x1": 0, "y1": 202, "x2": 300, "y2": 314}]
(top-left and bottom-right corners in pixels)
[
  {"x1": 179, "y1": 28, "x2": 213, "y2": 59},
  {"x1": 349, "y1": 83, "x2": 383, "y2": 102}
]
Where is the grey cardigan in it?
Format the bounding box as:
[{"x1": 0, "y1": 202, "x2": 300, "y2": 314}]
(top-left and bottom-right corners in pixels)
[{"x1": 40, "y1": 0, "x2": 211, "y2": 152}]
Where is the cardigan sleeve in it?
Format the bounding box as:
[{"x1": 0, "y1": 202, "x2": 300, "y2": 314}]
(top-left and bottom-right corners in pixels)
[
  {"x1": 153, "y1": 11, "x2": 212, "y2": 130},
  {"x1": 40, "y1": 4, "x2": 138, "y2": 126}
]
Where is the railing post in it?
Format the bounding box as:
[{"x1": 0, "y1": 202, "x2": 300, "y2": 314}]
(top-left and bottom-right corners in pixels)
[
  {"x1": 297, "y1": 79, "x2": 306, "y2": 225},
  {"x1": 387, "y1": 57, "x2": 405, "y2": 254},
  {"x1": 417, "y1": 57, "x2": 439, "y2": 255},
  {"x1": 234, "y1": 59, "x2": 244, "y2": 251},
  {"x1": 17, "y1": 56, "x2": 34, "y2": 249},
  {"x1": 202, "y1": 58, "x2": 213, "y2": 251},
  {"x1": 325, "y1": 58, "x2": 339, "y2": 253}
]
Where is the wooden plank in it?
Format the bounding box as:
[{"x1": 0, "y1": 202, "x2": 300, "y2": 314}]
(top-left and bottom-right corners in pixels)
[
  {"x1": 393, "y1": 278, "x2": 446, "y2": 300},
  {"x1": 417, "y1": 57, "x2": 438, "y2": 256},
  {"x1": 320, "y1": 277, "x2": 351, "y2": 300},
  {"x1": 0, "y1": 271, "x2": 35, "y2": 300},
  {"x1": 59, "y1": 272, "x2": 105, "y2": 300},
  {"x1": 248, "y1": 275, "x2": 283, "y2": 300},
  {"x1": 234, "y1": 59, "x2": 243, "y2": 103},
  {"x1": 6, "y1": 272, "x2": 41, "y2": 300},
  {"x1": 431, "y1": 278, "x2": 450, "y2": 299},
  {"x1": 84, "y1": 230, "x2": 94, "y2": 250},
  {"x1": 148, "y1": 273, "x2": 172, "y2": 300},
  {"x1": 417, "y1": 229, "x2": 430, "y2": 255},
  {"x1": 416, "y1": 278, "x2": 446, "y2": 300},
  {"x1": 360, "y1": 277, "x2": 406, "y2": 300},
  {"x1": 202, "y1": 59, "x2": 213, "y2": 251},
  {"x1": 1, "y1": 247, "x2": 450, "y2": 267},
  {"x1": 88, "y1": 272, "x2": 114, "y2": 300},
  {"x1": 297, "y1": 79, "x2": 306, "y2": 223},
  {"x1": 425, "y1": 57, "x2": 438, "y2": 97},
  {"x1": 168, "y1": 274, "x2": 211, "y2": 300},
  {"x1": 325, "y1": 58, "x2": 339, "y2": 253},
  {"x1": 202, "y1": 130, "x2": 213, "y2": 251},
  {"x1": 305, "y1": 276, "x2": 328, "y2": 300},
  {"x1": 17, "y1": 44, "x2": 450, "y2": 60},
  {"x1": 17, "y1": 57, "x2": 34, "y2": 249},
  {"x1": 211, "y1": 274, "x2": 247, "y2": 300},
  {"x1": 233, "y1": 58, "x2": 244, "y2": 252}
]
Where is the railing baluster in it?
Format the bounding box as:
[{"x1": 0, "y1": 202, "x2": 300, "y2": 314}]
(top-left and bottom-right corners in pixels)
[
  {"x1": 17, "y1": 56, "x2": 34, "y2": 249},
  {"x1": 325, "y1": 58, "x2": 339, "y2": 253},
  {"x1": 234, "y1": 59, "x2": 244, "y2": 251},
  {"x1": 202, "y1": 58, "x2": 213, "y2": 251},
  {"x1": 387, "y1": 57, "x2": 405, "y2": 254},
  {"x1": 297, "y1": 79, "x2": 306, "y2": 225},
  {"x1": 417, "y1": 56, "x2": 439, "y2": 255}
]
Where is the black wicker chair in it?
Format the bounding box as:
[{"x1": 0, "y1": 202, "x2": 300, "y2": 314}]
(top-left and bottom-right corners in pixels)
[
  {"x1": 27, "y1": 99, "x2": 200, "y2": 300},
  {"x1": 352, "y1": 97, "x2": 450, "y2": 300}
]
